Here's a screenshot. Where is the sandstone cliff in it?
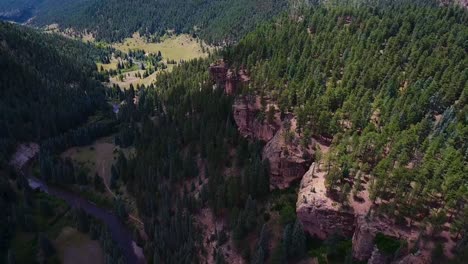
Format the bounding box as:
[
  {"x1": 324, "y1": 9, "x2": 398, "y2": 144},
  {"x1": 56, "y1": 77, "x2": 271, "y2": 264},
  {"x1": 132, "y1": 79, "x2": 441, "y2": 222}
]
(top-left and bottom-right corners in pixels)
[
  {"x1": 232, "y1": 95, "x2": 314, "y2": 189},
  {"x1": 211, "y1": 63, "x2": 450, "y2": 263},
  {"x1": 296, "y1": 163, "x2": 355, "y2": 239},
  {"x1": 295, "y1": 162, "x2": 432, "y2": 264},
  {"x1": 232, "y1": 96, "x2": 278, "y2": 142}
]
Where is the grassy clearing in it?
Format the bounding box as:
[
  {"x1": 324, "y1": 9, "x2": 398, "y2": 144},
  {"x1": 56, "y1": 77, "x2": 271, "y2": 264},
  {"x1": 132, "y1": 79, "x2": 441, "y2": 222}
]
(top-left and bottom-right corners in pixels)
[
  {"x1": 55, "y1": 227, "x2": 104, "y2": 264},
  {"x1": 97, "y1": 58, "x2": 119, "y2": 72},
  {"x1": 61, "y1": 136, "x2": 116, "y2": 186},
  {"x1": 114, "y1": 33, "x2": 211, "y2": 62},
  {"x1": 11, "y1": 192, "x2": 71, "y2": 264},
  {"x1": 109, "y1": 68, "x2": 167, "y2": 88},
  {"x1": 98, "y1": 33, "x2": 210, "y2": 88}
]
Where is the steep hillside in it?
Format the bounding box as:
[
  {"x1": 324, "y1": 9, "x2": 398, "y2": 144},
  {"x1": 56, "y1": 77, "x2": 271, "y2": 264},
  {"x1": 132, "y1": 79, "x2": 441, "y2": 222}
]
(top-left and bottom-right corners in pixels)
[
  {"x1": 0, "y1": 0, "x2": 85, "y2": 23},
  {"x1": 0, "y1": 22, "x2": 109, "y2": 167},
  {"x1": 31, "y1": 0, "x2": 288, "y2": 44},
  {"x1": 222, "y1": 2, "x2": 467, "y2": 262}
]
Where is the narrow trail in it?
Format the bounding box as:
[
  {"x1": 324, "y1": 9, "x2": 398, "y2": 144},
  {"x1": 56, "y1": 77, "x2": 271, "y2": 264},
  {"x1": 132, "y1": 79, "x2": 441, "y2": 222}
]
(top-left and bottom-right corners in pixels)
[{"x1": 100, "y1": 162, "x2": 145, "y2": 228}]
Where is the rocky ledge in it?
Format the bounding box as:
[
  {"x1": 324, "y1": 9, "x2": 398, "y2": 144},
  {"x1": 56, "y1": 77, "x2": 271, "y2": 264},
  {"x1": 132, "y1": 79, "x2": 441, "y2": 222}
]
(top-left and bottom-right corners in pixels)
[{"x1": 296, "y1": 163, "x2": 355, "y2": 239}]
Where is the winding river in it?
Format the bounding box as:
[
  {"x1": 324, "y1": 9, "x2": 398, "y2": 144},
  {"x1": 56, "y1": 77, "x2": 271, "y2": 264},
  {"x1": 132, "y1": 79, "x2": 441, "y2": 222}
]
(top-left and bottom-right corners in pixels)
[{"x1": 12, "y1": 143, "x2": 146, "y2": 264}]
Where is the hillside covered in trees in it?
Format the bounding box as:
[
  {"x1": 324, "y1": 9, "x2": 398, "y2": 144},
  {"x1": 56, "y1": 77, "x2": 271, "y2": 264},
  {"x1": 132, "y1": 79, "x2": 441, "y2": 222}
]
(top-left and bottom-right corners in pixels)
[
  {"x1": 0, "y1": 0, "x2": 85, "y2": 23},
  {"x1": 0, "y1": 22, "x2": 110, "y2": 167},
  {"x1": 29, "y1": 0, "x2": 288, "y2": 44},
  {"x1": 103, "y1": 2, "x2": 467, "y2": 262},
  {"x1": 221, "y1": 1, "x2": 467, "y2": 260},
  {"x1": 1, "y1": 0, "x2": 467, "y2": 263}
]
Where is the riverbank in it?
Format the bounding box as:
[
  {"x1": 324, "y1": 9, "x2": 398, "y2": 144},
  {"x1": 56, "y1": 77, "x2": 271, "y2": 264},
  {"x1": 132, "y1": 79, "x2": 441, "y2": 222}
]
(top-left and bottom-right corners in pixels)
[{"x1": 10, "y1": 143, "x2": 146, "y2": 264}]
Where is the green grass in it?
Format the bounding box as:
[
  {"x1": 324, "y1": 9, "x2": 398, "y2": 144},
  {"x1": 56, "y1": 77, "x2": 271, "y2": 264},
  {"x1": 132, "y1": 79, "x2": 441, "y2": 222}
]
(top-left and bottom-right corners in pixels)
[
  {"x1": 114, "y1": 33, "x2": 211, "y2": 62},
  {"x1": 11, "y1": 192, "x2": 72, "y2": 264},
  {"x1": 55, "y1": 227, "x2": 104, "y2": 264}
]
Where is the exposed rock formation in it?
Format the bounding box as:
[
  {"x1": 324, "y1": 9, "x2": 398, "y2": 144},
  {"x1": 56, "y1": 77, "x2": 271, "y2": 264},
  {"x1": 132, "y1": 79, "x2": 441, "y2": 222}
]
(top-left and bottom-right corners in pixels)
[
  {"x1": 394, "y1": 253, "x2": 428, "y2": 264},
  {"x1": 296, "y1": 163, "x2": 355, "y2": 239},
  {"x1": 9, "y1": 143, "x2": 40, "y2": 171},
  {"x1": 232, "y1": 96, "x2": 278, "y2": 142},
  {"x1": 232, "y1": 95, "x2": 314, "y2": 189},
  {"x1": 352, "y1": 216, "x2": 379, "y2": 261},
  {"x1": 209, "y1": 60, "x2": 250, "y2": 95},
  {"x1": 352, "y1": 215, "x2": 419, "y2": 262},
  {"x1": 368, "y1": 246, "x2": 390, "y2": 264},
  {"x1": 264, "y1": 128, "x2": 313, "y2": 189}
]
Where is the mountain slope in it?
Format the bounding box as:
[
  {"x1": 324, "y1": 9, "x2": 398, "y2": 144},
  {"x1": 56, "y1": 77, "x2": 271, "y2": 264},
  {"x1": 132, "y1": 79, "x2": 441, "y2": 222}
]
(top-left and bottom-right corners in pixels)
[
  {"x1": 223, "y1": 2, "x2": 467, "y2": 257},
  {"x1": 31, "y1": 0, "x2": 288, "y2": 43},
  {"x1": 0, "y1": 22, "x2": 108, "y2": 166},
  {"x1": 0, "y1": 0, "x2": 86, "y2": 23}
]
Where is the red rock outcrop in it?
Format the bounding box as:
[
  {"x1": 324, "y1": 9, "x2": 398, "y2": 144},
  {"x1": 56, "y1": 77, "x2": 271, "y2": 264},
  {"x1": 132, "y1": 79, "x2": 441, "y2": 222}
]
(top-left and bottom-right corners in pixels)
[
  {"x1": 212, "y1": 61, "x2": 313, "y2": 189},
  {"x1": 232, "y1": 95, "x2": 314, "y2": 189},
  {"x1": 296, "y1": 163, "x2": 355, "y2": 239},
  {"x1": 368, "y1": 246, "x2": 390, "y2": 264},
  {"x1": 352, "y1": 215, "x2": 420, "y2": 262},
  {"x1": 209, "y1": 60, "x2": 250, "y2": 95},
  {"x1": 352, "y1": 216, "x2": 381, "y2": 261},
  {"x1": 264, "y1": 127, "x2": 313, "y2": 189},
  {"x1": 232, "y1": 96, "x2": 278, "y2": 142}
]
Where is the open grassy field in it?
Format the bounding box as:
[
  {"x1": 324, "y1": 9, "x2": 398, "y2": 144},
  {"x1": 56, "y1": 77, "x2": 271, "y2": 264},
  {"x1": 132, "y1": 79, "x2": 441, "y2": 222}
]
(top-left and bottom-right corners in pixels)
[
  {"x1": 96, "y1": 57, "x2": 119, "y2": 72},
  {"x1": 108, "y1": 66, "x2": 175, "y2": 89},
  {"x1": 61, "y1": 136, "x2": 117, "y2": 186},
  {"x1": 94, "y1": 33, "x2": 211, "y2": 88},
  {"x1": 55, "y1": 227, "x2": 104, "y2": 264},
  {"x1": 114, "y1": 33, "x2": 212, "y2": 62}
]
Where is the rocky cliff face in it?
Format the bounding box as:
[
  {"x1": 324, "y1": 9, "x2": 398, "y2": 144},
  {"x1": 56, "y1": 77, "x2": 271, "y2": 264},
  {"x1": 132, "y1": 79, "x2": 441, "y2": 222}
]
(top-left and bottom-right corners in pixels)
[
  {"x1": 216, "y1": 64, "x2": 440, "y2": 263},
  {"x1": 263, "y1": 128, "x2": 313, "y2": 189},
  {"x1": 352, "y1": 215, "x2": 418, "y2": 261},
  {"x1": 209, "y1": 60, "x2": 250, "y2": 95},
  {"x1": 232, "y1": 95, "x2": 314, "y2": 189},
  {"x1": 295, "y1": 163, "x2": 430, "y2": 263},
  {"x1": 296, "y1": 163, "x2": 355, "y2": 239},
  {"x1": 232, "y1": 97, "x2": 278, "y2": 142},
  {"x1": 367, "y1": 246, "x2": 390, "y2": 264},
  {"x1": 213, "y1": 62, "x2": 315, "y2": 189},
  {"x1": 352, "y1": 216, "x2": 381, "y2": 261}
]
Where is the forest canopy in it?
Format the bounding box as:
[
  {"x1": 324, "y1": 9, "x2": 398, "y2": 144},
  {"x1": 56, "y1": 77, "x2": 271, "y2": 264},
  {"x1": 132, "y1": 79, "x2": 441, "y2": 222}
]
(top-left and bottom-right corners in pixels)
[
  {"x1": 30, "y1": 0, "x2": 288, "y2": 44},
  {"x1": 224, "y1": 2, "x2": 467, "y2": 230},
  {"x1": 0, "y1": 22, "x2": 109, "y2": 167}
]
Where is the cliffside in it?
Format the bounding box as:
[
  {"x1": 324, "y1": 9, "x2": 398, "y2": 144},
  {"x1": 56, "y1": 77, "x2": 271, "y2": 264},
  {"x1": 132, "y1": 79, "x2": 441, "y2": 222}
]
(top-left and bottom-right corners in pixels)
[
  {"x1": 296, "y1": 161, "x2": 455, "y2": 264},
  {"x1": 210, "y1": 61, "x2": 314, "y2": 189},
  {"x1": 296, "y1": 163, "x2": 355, "y2": 239},
  {"x1": 231, "y1": 95, "x2": 315, "y2": 189},
  {"x1": 210, "y1": 61, "x2": 459, "y2": 263},
  {"x1": 232, "y1": 96, "x2": 278, "y2": 142}
]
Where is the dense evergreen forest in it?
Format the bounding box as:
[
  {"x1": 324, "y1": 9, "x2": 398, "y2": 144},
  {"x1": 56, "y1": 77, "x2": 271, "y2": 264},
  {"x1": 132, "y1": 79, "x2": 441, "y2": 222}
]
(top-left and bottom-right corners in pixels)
[
  {"x1": 0, "y1": 0, "x2": 85, "y2": 23},
  {"x1": 107, "y1": 58, "x2": 293, "y2": 263},
  {"x1": 31, "y1": 0, "x2": 288, "y2": 44},
  {"x1": 1, "y1": 0, "x2": 467, "y2": 263},
  {"x1": 225, "y1": 0, "x2": 467, "y2": 244},
  {"x1": 0, "y1": 22, "x2": 110, "y2": 168}
]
